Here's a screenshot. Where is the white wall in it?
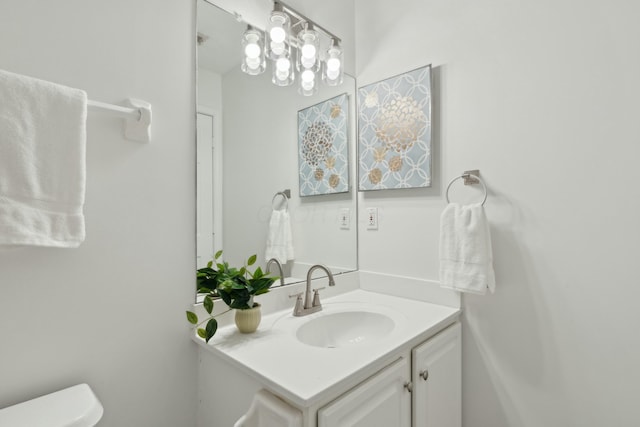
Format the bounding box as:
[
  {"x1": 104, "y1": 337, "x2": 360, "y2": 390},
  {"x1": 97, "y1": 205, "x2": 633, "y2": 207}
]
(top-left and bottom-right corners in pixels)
[
  {"x1": 198, "y1": 68, "x2": 223, "y2": 110},
  {"x1": 355, "y1": 0, "x2": 640, "y2": 425},
  {"x1": 0, "y1": 1, "x2": 197, "y2": 426},
  {"x1": 196, "y1": 68, "x2": 223, "y2": 266}
]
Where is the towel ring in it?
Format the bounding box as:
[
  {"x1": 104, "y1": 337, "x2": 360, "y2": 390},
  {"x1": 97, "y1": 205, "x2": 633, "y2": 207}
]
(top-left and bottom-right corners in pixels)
[
  {"x1": 271, "y1": 191, "x2": 289, "y2": 211},
  {"x1": 445, "y1": 173, "x2": 488, "y2": 206}
]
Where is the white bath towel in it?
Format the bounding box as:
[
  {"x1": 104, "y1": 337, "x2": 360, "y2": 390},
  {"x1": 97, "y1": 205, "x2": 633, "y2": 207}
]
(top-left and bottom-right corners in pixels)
[
  {"x1": 439, "y1": 203, "x2": 495, "y2": 294},
  {"x1": 265, "y1": 209, "x2": 294, "y2": 264},
  {"x1": 0, "y1": 69, "x2": 87, "y2": 247}
]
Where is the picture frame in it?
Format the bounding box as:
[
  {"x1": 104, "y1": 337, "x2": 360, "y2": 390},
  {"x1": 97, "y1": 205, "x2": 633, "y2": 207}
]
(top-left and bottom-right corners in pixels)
[
  {"x1": 357, "y1": 64, "x2": 432, "y2": 191},
  {"x1": 297, "y1": 93, "x2": 350, "y2": 196}
]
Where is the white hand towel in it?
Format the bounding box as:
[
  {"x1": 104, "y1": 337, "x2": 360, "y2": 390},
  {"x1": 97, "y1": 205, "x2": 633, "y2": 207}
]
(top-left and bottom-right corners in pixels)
[
  {"x1": 439, "y1": 203, "x2": 495, "y2": 294},
  {"x1": 265, "y1": 209, "x2": 294, "y2": 264},
  {"x1": 0, "y1": 69, "x2": 87, "y2": 247}
]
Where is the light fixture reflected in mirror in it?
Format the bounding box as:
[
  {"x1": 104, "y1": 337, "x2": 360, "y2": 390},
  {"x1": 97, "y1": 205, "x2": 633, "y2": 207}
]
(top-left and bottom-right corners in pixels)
[
  {"x1": 297, "y1": 26, "x2": 320, "y2": 71},
  {"x1": 299, "y1": 69, "x2": 316, "y2": 96},
  {"x1": 241, "y1": 27, "x2": 265, "y2": 76},
  {"x1": 266, "y1": 9, "x2": 290, "y2": 60},
  {"x1": 297, "y1": 25, "x2": 319, "y2": 95},
  {"x1": 323, "y1": 39, "x2": 343, "y2": 86},
  {"x1": 267, "y1": 6, "x2": 295, "y2": 86},
  {"x1": 240, "y1": 0, "x2": 344, "y2": 96},
  {"x1": 273, "y1": 54, "x2": 295, "y2": 86}
]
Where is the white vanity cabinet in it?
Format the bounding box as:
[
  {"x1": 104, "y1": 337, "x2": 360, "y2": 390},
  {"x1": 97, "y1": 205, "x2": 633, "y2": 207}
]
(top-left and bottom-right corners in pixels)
[
  {"x1": 194, "y1": 290, "x2": 461, "y2": 427},
  {"x1": 316, "y1": 322, "x2": 461, "y2": 427},
  {"x1": 318, "y1": 357, "x2": 412, "y2": 427},
  {"x1": 412, "y1": 322, "x2": 461, "y2": 427}
]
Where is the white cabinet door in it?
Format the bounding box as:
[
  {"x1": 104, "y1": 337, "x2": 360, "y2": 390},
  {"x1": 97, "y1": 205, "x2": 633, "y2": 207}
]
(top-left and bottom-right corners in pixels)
[
  {"x1": 318, "y1": 357, "x2": 411, "y2": 427},
  {"x1": 412, "y1": 322, "x2": 462, "y2": 427}
]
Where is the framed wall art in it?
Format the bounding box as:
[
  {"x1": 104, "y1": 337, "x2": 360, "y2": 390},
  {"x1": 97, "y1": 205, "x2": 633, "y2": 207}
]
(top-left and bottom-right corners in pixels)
[
  {"x1": 357, "y1": 64, "x2": 432, "y2": 190},
  {"x1": 298, "y1": 93, "x2": 350, "y2": 196}
]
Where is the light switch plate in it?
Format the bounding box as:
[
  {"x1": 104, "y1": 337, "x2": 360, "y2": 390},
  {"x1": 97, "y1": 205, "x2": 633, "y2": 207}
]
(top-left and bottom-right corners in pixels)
[{"x1": 339, "y1": 208, "x2": 350, "y2": 229}]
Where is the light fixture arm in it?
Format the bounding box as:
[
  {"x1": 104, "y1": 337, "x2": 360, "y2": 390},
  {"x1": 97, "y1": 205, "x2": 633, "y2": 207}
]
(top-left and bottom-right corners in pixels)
[
  {"x1": 273, "y1": 0, "x2": 342, "y2": 45},
  {"x1": 291, "y1": 19, "x2": 306, "y2": 32}
]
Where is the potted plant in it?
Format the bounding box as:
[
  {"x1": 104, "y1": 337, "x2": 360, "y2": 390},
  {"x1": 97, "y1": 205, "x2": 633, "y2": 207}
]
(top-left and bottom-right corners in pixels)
[{"x1": 186, "y1": 250, "x2": 278, "y2": 342}]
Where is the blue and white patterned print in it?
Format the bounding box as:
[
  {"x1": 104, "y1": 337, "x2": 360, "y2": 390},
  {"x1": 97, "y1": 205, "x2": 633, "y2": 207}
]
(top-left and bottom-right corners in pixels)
[
  {"x1": 298, "y1": 93, "x2": 350, "y2": 196},
  {"x1": 358, "y1": 65, "x2": 431, "y2": 190}
]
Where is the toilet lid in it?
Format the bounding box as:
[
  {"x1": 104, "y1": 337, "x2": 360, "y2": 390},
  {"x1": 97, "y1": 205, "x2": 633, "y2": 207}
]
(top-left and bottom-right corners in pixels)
[
  {"x1": 233, "y1": 389, "x2": 302, "y2": 427},
  {"x1": 0, "y1": 383, "x2": 103, "y2": 427}
]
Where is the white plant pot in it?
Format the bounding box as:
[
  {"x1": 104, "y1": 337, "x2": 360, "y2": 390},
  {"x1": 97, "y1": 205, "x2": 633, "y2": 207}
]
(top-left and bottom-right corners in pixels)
[{"x1": 234, "y1": 304, "x2": 262, "y2": 333}]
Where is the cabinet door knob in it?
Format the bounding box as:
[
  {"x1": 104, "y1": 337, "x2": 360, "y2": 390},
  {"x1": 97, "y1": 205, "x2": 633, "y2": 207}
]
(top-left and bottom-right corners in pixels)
[
  {"x1": 419, "y1": 370, "x2": 429, "y2": 381},
  {"x1": 404, "y1": 381, "x2": 413, "y2": 393}
]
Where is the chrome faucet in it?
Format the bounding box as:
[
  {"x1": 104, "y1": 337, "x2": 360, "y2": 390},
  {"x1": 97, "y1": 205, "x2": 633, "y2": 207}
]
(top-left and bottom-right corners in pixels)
[
  {"x1": 265, "y1": 258, "x2": 285, "y2": 287},
  {"x1": 290, "y1": 264, "x2": 335, "y2": 316}
]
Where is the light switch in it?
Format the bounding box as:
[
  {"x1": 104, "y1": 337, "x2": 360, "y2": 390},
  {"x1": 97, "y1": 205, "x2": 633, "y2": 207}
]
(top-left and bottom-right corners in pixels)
[{"x1": 339, "y1": 208, "x2": 350, "y2": 229}]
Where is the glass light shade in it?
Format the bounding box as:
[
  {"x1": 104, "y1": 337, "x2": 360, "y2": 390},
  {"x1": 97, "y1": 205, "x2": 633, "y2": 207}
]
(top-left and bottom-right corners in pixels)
[
  {"x1": 241, "y1": 28, "x2": 265, "y2": 75},
  {"x1": 296, "y1": 28, "x2": 320, "y2": 72},
  {"x1": 298, "y1": 69, "x2": 317, "y2": 96},
  {"x1": 323, "y1": 42, "x2": 344, "y2": 86},
  {"x1": 266, "y1": 11, "x2": 290, "y2": 60},
  {"x1": 272, "y1": 54, "x2": 295, "y2": 86}
]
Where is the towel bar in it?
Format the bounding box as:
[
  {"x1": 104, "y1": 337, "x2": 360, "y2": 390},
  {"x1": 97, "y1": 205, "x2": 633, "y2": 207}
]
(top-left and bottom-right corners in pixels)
[
  {"x1": 272, "y1": 190, "x2": 290, "y2": 211},
  {"x1": 445, "y1": 171, "x2": 488, "y2": 206}
]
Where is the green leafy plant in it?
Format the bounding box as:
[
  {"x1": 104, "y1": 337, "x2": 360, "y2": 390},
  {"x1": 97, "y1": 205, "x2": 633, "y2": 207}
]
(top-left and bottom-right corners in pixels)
[{"x1": 185, "y1": 250, "x2": 278, "y2": 342}]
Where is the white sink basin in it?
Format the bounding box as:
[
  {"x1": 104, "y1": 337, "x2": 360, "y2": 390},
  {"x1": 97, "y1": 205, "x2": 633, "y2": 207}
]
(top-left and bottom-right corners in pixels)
[{"x1": 295, "y1": 311, "x2": 395, "y2": 348}]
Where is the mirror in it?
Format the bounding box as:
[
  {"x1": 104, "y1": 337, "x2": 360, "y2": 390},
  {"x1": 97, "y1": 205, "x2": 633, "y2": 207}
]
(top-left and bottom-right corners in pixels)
[{"x1": 196, "y1": 0, "x2": 358, "y2": 288}]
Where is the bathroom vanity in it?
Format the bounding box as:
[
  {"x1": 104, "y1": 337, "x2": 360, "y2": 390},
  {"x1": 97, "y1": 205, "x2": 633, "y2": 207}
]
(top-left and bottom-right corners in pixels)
[{"x1": 194, "y1": 289, "x2": 461, "y2": 427}]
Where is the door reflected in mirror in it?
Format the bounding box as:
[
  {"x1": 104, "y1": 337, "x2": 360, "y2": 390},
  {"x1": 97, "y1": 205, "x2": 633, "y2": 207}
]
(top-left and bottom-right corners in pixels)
[{"x1": 196, "y1": 0, "x2": 358, "y2": 293}]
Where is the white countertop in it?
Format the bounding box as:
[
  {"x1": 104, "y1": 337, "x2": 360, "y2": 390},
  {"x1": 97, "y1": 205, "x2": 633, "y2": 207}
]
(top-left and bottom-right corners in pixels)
[{"x1": 192, "y1": 289, "x2": 460, "y2": 407}]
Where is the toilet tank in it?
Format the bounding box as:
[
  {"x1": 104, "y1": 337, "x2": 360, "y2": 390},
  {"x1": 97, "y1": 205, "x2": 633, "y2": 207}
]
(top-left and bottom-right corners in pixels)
[{"x1": 0, "y1": 383, "x2": 103, "y2": 427}]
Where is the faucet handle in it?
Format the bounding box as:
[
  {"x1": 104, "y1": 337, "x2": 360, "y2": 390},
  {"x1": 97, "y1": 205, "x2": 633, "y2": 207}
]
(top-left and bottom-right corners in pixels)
[
  {"x1": 289, "y1": 292, "x2": 305, "y2": 316},
  {"x1": 311, "y1": 287, "x2": 326, "y2": 308}
]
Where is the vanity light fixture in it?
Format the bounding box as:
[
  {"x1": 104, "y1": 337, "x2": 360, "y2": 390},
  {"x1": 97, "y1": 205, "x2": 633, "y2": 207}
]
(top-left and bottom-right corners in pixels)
[{"x1": 240, "y1": 0, "x2": 344, "y2": 96}]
